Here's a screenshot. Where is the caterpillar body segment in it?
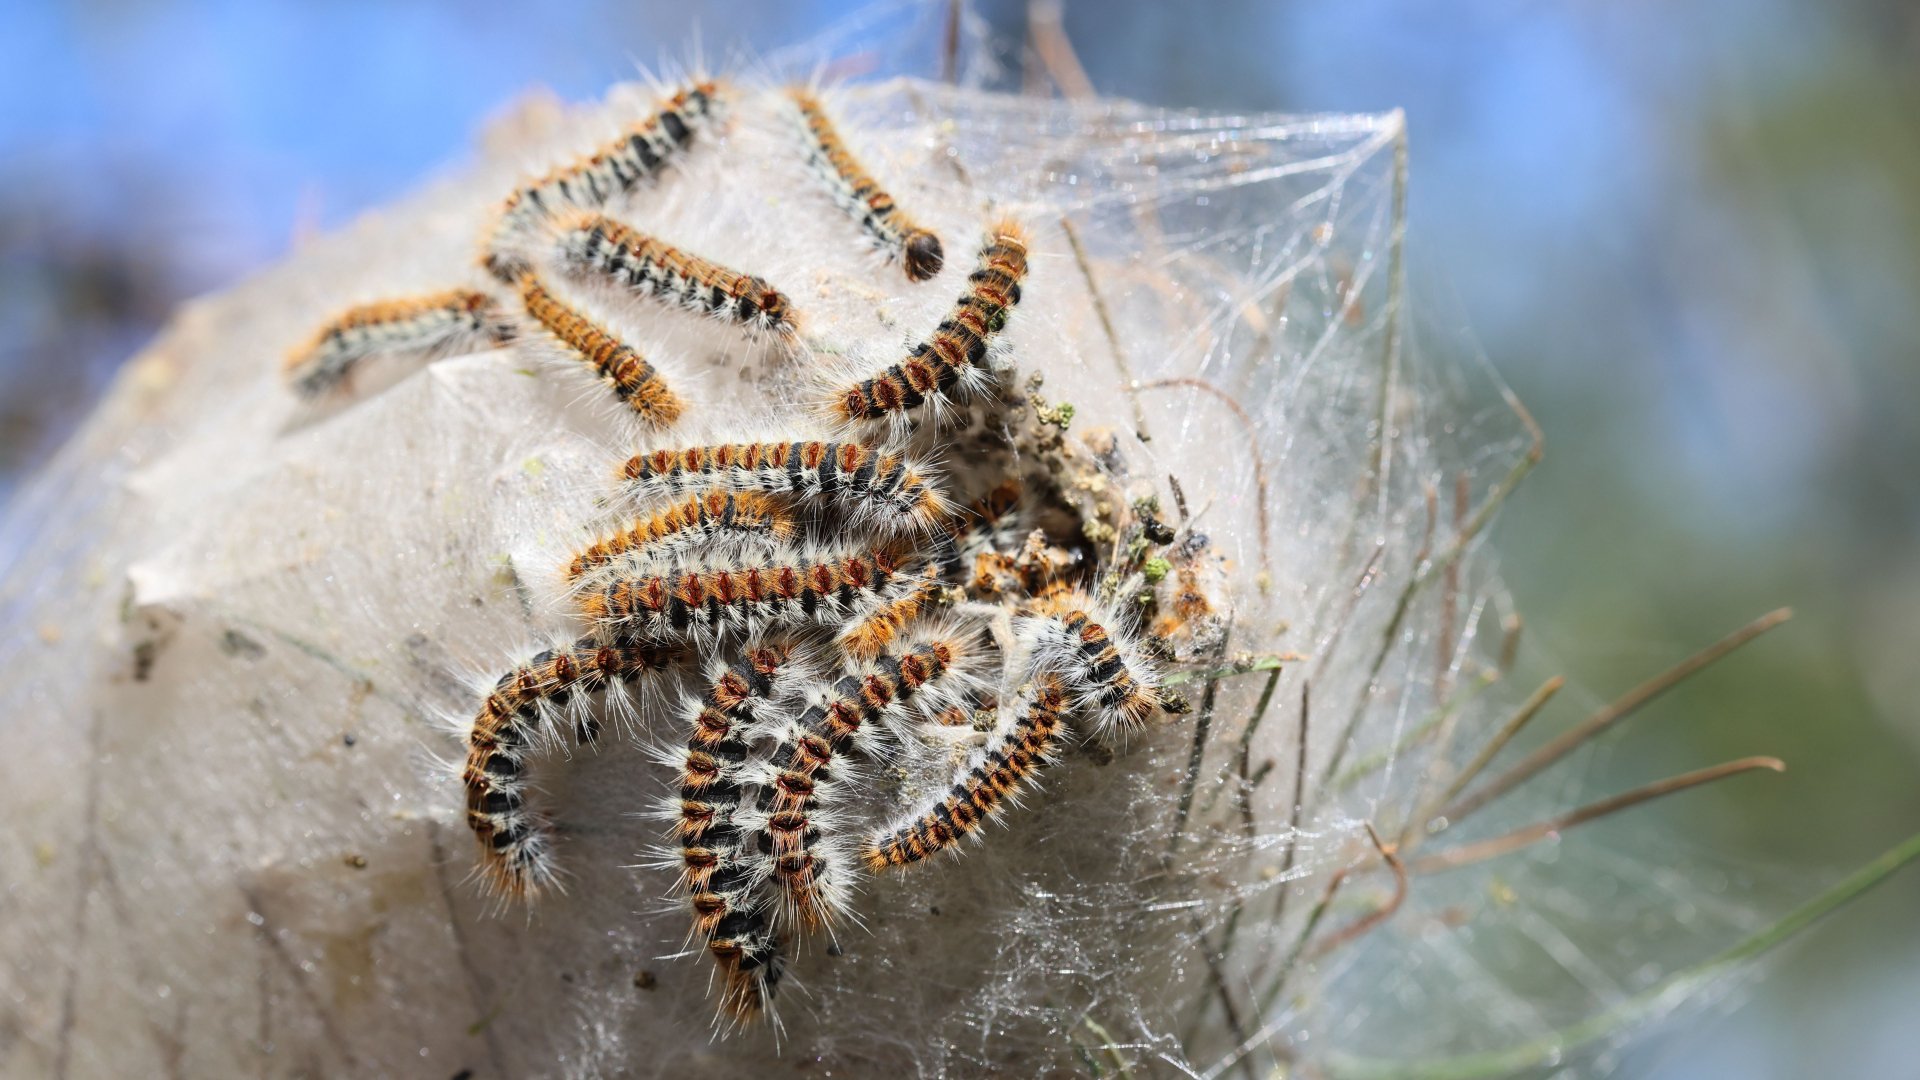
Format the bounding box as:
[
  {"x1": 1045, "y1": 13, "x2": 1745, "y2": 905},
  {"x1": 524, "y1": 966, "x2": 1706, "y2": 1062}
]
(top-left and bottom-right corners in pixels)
[
  {"x1": 551, "y1": 211, "x2": 795, "y2": 336},
  {"x1": 483, "y1": 81, "x2": 725, "y2": 282},
  {"x1": 516, "y1": 269, "x2": 684, "y2": 424},
  {"x1": 1018, "y1": 594, "x2": 1165, "y2": 737},
  {"x1": 565, "y1": 491, "x2": 796, "y2": 586},
  {"x1": 744, "y1": 637, "x2": 970, "y2": 927}
]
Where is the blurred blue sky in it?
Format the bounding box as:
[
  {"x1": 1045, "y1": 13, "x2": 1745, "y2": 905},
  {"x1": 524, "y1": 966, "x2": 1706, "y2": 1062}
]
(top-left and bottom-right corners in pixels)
[{"x1": 4, "y1": 1, "x2": 1916, "y2": 1076}]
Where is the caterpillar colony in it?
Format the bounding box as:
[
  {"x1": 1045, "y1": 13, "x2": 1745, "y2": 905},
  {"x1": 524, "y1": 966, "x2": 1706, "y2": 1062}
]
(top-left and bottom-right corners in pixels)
[{"x1": 284, "y1": 76, "x2": 1225, "y2": 1031}]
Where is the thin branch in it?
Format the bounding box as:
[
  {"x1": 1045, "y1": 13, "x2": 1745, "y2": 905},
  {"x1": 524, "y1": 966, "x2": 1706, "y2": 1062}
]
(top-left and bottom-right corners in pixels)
[
  {"x1": 1268, "y1": 681, "x2": 1313, "y2": 925},
  {"x1": 1163, "y1": 651, "x2": 1303, "y2": 689},
  {"x1": 1331, "y1": 670, "x2": 1496, "y2": 794},
  {"x1": 1262, "y1": 858, "x2": 1349, "y2": 1012},
  {"x1": 1169, "y1": 629, "x2": 1234, "y2": 855},
  {"x1": 941, "y1": 0, "x2": 961, "y2": 84},
  {"x1": 1414, "y1": 757, "x2": 1784, "y2": 875},
  {"x1": 1318, "y1": 388, "x2": 1545, "y2": 789},
  {"x1": 1063, "y1": 216, "x2": 1152, "y2": 444},
  {"x1": 1442, "y1": 608, "x2": 1791, "y2": 823},
  {"x1": 1497, "y1": 613, "x2": 1523, "y2": 673},
  {"x1": 1080, "y1": 1016, "x2": 1137, "y2": 1080},
  {"x1": 1309, "y1": 823, "x2": 1409, "y2": 958},
  {"x1": 1027, "y1": 0, "x2": 1095, "y2": 98},
  {"x1": 1235, "y1": 669, "x2": 1286, "y2": 839},
  {"x1": 1425, "y1": 675, "x2": 1565, "y2": 831}
]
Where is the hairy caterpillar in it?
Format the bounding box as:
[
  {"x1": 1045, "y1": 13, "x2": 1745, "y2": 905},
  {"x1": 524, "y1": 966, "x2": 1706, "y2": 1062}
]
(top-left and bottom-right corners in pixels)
[
  {"x1": 516, "y1": 269, "x2": 684, "y2": 423},
  {"x1": 787, "y1": 87, "x2": 944, "y2": 282},
  {"x1": 483, "y1": 81, "x2": 725, "y2": 282},
  {"x1": 284, "y1": 289, "x2": 510, "y2": 398},
  {"x1": 863, "y1": 677, "x2": 1068, "y2": 869},
  {"x1": 620, "y1": 440, "x2": 950, "y2": 534},
  {"x1": 549, "y1": 210, "x2": 796, "y2": 336},
  {"x1": 463, "y1": 637, "x2": 681, "y2": 897},
  {"x1": 829, "y1": 219, "x2": 1029, "y2": 426},
  {"x1": 565, "y1": 491, "x2": 797, "y2": 584}
]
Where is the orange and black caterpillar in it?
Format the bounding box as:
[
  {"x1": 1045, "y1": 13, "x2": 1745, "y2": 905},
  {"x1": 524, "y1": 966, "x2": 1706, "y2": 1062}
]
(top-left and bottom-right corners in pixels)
[
  {"x1": 552, "y1": 211, "x2": 795, "y2": 335},
  {"x1": 517, "y1": 269, "x2": 684, "y2": 425},
  {"x1": 484, "y1": 81, "x2": 724, "y2": 282},
  {"x1": 751, "y1": 638, "x2": 965, "y2": 927},
  {"x1": 565, "y1": 491, "x2": 795, "y2": 584},
  {"x1": 284, "y1": 289, "x2": 511, "y2": 399},
  {"x1": 863, "y1": 677, "x2": 1068, "y2": 869},
  {"x1": 787, "y1": 88, "x2": 944, "y2": 282},
  {"x1": 664, "y1": 644, "x2": 793, "y2": 1023},
  {"x1": 577, "y1": 547, "x2": 914, "y2": 642},
  {"x1": 463, "y1": 636, "x2": 680, "y2": 898},
  {"x1": 830, "y1": 219, "x2": 1029, "y2": 425},
  {"x1": 620, "y1": 440, "x2": 949, "y2": 534}
]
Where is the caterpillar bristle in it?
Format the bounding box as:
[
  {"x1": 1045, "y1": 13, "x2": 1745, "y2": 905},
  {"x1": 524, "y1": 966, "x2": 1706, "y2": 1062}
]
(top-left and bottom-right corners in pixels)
[
  {"x1": 549, "y1": 210, "x2": 797, "y2": 337},
  {"x1": 1020, "y1": 594, "x2": 1165, "y2": 736},
  {"x1": 619, "y1": 440, "x2": 951, "y2": 536}
]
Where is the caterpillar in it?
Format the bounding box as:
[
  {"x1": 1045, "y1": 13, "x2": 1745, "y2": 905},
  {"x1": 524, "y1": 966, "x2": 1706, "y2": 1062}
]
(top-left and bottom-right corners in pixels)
[
  {"x1": 786, "y1": 88, "x2": 944, "y2": 282},
  {"x1": 284, "y1": 288, "x2": 510, "y2": 399},
  {"x1": 565, "y1": 490, "x2": 796, "y2": 585},
  {"x1": 516, "y1": 269, "x2": 684, "y2": 425},
  {"x1": 665, "y1": 645, "x2": 791, "y2": 936},
  {"x1": 828, "y1": 219, "x2": 1029, "y2": 426},
  {"x1": 707, "y1": 907, "x2": 786, "y2": 1026},
  {"x1": 550, "y1": 210, "x2": 795, "y2": 335},
  {"x1": 747, "y1": 637, "x2": 969, "y2": 926},
  {"x1": 1019, "y1": 594, "x2": 1164, "y2": 736},
  {"x1": 835, "y1": 568, "x2": 944, "y2": 661},
  {"x1": 576, "y1": 546, "x2": 917, "y2": 643},
  {"x1": 463, "y1": 636, "x2": 680, "y2": 898},
  {"x1": 483, "y1": 81, "x2": 724, "y2": 282},
  {"x1": 658, "y1": 645, "x2": 798, "y2": 1025},
  {"x1": 863, "y1": 677, "x2": 1068, "y2": 869},
  {"x1": 620, "y1": 440, "x2": 950, "y2": 535}
]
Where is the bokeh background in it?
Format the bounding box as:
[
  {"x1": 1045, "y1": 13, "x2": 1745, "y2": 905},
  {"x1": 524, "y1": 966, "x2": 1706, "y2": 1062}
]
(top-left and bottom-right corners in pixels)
[{"x1": 4, "y1": 1, "x2": 1915, "y2": 1075}]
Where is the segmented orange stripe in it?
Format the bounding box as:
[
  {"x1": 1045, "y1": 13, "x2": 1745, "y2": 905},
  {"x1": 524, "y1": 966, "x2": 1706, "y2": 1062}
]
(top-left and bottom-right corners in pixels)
[
  {"x1": 579, "y1": 549, "x2": 906, "y2": 634},
  {"x1": 761, "y1": 641, "x2": 958, "y2": 925},
  {"x1": 836, "y1": 570, "x2": 942, "y2": 660},
  {"x1": 483, "y1": 81, "x2": 722, "y2": 281},
  {"x1": 676, "y1": 644, "x2": 789, "y2": 941},
  {"x1": 554, "y1": 211, "x2": 794, "y2": 334},
  {"x1": 1034, "y1": 603, "x2": 1162, "y2": 730},
  {"x1": 284, "y1": 288, "x2": 509, "y2": 396},
  {"x1": 618, "y1": 439, "x2": 952, "y2": 535}
]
